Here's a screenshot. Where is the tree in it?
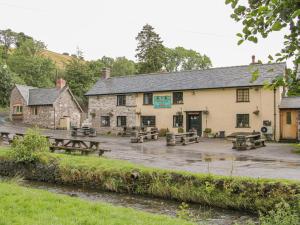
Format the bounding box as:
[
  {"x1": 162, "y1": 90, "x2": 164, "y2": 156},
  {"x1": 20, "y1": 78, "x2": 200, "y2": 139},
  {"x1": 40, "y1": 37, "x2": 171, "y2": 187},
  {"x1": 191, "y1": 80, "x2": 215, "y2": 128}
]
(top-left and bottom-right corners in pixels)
[
  {"x1": 111, "y1": 57, "x2": 137, "y2": 76},
  {"x1": 226, "y1": 0, "x2": 300, "y2": 95},
  {"x1": 135, "y1": 24, "x2": 165, "y2": 74},
  {"x1": 0, "y1": 29, "x2": 16, "y2": 60},
  {"x1": 0, "y1": 63, "x2": 17, "y2": 107},
  {"x1": 7, "y1": 37, "x2": 55, "y2": 88},
  {"x1": 65, "y1": 58, "x2": 93, "y2": 106},
  {"x1": 164, "y1": 47, "x2": 212, "y2": 72}
]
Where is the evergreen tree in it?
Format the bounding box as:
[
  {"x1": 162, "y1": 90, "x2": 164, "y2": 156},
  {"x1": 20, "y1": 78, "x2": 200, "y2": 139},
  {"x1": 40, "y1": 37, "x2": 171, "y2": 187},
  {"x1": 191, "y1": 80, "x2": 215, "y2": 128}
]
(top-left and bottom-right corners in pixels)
[{"x1": 135, "y1": 24, "x2": 165, "y2": 74}]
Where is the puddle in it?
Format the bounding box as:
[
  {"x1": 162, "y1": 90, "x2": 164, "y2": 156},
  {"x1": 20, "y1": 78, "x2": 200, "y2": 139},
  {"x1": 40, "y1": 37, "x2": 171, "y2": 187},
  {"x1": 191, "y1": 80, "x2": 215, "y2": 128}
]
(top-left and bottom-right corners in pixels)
[{"x1": 17, "y1": 180, "x2": 257, "y2": 225}]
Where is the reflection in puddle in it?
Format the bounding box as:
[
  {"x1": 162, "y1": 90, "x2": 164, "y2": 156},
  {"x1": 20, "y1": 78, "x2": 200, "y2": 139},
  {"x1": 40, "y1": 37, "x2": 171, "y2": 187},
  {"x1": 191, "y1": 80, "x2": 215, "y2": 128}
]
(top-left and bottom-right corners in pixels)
[{"x1": 21, "y1": 180, "x2": 256, "y2": 225}]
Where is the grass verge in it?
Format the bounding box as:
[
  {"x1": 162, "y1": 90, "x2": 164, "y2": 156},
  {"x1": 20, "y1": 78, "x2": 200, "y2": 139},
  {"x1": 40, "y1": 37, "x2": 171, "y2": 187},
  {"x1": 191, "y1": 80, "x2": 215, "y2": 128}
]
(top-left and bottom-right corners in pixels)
[
  {"x1": 0, "y1": 181, "x2": 193, "y2": 225},
  {"x1": 0, "y1": 147, "x2": 299, "y2": 214}
]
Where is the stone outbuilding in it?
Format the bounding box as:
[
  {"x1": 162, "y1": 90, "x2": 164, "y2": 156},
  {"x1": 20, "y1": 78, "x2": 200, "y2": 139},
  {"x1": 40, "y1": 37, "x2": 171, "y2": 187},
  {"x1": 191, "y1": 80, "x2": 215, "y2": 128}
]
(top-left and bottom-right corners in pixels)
[
  {"x1": 279, "y1": 96, "x2": 300, "y2": 142},
  {"x1": 9, "y1": 78, "x2": 83, "y2": 129}
]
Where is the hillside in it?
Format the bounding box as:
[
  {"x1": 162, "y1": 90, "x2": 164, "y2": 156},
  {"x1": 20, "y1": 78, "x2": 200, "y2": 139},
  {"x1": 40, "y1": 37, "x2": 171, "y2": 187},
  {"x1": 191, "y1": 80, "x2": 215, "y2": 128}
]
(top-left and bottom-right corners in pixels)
[{"x1": 40, "y1": 50, "x2": 74, "y2": 69}]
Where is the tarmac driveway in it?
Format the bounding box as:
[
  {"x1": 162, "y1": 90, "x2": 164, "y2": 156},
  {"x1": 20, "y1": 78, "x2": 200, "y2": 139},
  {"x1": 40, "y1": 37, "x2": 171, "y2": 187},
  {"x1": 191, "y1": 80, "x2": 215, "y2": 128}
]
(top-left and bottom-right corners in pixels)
[{"x1": 0, "y1": 118, "x2": 299, "y2": 180}]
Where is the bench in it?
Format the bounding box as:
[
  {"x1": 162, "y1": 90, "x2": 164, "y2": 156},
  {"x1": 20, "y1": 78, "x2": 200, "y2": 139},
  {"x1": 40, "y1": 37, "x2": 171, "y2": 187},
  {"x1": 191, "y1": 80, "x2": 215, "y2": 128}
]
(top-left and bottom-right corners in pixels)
[
  {"x1": 50, "y1": 145, "x2": 111, "y2": 156},
  {"x1": 166, "y1": 132, "x2": 199, "y2": 146},
  {"x1": 232, "y1": 134, "x2": 266, "y2": 150},
  {"x1": 130, "y1": 128, "x2": 159, "y2": 143}
]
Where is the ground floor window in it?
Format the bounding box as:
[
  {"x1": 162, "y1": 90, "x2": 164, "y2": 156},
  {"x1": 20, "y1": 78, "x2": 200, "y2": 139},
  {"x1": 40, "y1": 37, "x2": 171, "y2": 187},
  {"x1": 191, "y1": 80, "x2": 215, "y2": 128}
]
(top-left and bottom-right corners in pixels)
[
  {"x1": 141, "y1": 116, "x2": 156, "y2": 127},
  {"x1": 101, "y1": 116, "x2": 110, "y2": 127},
  {"x1": 31, "y1": 106, "x2": 38, "y2": 115},
  {"x1": 13, "y1": 105, "x2": 23, "y2": 114},
  {"x1": 236, "y1": 114, "x2": 249, "y2": 128},
  {"x1": 173, "y1": 115, "x2": 183, "y2": 127},
  {"x1": 117, "y1": 116, "x2": 127, "y2": 127},
  {"x1": 286, "y1": 111, "x2": 292, "y2": 124}
]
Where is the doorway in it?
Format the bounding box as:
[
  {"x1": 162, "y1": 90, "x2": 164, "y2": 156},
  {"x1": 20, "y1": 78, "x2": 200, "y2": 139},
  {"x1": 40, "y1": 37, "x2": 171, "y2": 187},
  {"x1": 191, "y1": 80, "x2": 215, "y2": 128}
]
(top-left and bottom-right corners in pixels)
[
  {"x1": 280, "y1": 110, "x2": 298, "y2": 140},
  {"x1": 186, "y1": 112, "x2": 202, "y2": 136}
]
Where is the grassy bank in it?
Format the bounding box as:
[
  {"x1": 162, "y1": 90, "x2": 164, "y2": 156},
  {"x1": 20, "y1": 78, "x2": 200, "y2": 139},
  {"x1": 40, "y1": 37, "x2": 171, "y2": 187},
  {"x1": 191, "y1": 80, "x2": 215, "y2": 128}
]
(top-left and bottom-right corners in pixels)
[
  {"x1": 0, "y1": 181, "x2": 193, "y2": 225},
  {"x1": 0, "y1": 147, "x2": 299, "y2": 214}
]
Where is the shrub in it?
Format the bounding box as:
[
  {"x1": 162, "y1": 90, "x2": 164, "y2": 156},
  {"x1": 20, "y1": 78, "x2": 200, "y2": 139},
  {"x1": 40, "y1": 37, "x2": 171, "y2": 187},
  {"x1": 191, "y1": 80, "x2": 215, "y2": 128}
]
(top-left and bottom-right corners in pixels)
[
  {"x1": 159, "y1": 128, "x2": 169, "y2": 137},
  {"x1": 259, "y1": 202, "x2": 300, "y2": 225},
  {"x1": 10, "y1": 128, "x2": 49, "y2": 163},
  {"x1": 178, "y1": 127, "x2": 184, "y2": 133}
]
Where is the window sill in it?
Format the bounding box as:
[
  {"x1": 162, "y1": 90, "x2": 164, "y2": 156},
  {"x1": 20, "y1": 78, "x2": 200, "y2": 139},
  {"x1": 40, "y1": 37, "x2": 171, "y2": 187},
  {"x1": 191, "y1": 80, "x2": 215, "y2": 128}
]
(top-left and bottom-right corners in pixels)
[
  {"x1": 236, "y1": 101, "x2": 250, "y2": 103},
  {"x1": 235, "y1": 127, "x2": 251, "y2": 128},
  {"x1": 173, "y1": 103, "x2": 184, "y2": 105}
]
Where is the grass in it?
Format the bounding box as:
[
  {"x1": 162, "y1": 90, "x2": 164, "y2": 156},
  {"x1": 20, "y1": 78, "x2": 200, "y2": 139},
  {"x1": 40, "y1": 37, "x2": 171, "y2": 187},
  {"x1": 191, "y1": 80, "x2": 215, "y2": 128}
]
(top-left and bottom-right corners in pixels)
[
  {"x1": 0, "y1": 146, "x2": 300, "y2": 214},
  {"x1": 0, "y1": 181, "x2": 194, "y2": 225},
  {"x1": 291, "y1": 144, "x2": 300, "y2": 154}
]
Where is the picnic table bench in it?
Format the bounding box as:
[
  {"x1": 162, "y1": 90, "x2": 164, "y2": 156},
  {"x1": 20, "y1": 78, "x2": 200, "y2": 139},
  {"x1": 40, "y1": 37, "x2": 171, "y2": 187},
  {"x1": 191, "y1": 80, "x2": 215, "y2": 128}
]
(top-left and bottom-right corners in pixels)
[
  {"x1": 130, "y1": 128, "x2": 159, "y2": 143},
  {"x1": 166, "y1": 132, "x2": 200, "y2": 146},
  {"x1": 50, "y1": 137, "x2": 110, "y2": 156},
  {"x1": 119, "y1": 126, "x2": 140, "y2": 137},
  {"x1": 232, "y1": 133, "x2": 265, "y2": 150}
]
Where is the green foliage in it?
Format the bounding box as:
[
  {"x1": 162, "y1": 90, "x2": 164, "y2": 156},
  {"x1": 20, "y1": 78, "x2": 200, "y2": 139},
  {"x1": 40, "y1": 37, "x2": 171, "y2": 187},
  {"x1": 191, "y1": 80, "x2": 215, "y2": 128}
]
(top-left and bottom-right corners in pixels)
[
  {"x1": 158, "y1": 128, "x2": 169, "y2": 137},
  {"x1": 259, "y1": 201, "x2": 300, "y2": 225},
  {"x1": 176, "y1": 202, "x2": 196, "y2": 222},
  {"x1": 164, "y1": 47, "x2": 212, "y2": 72},
  {"x1": 0, "y1": 63, "x2": 13, "y2": 107},
  {"x1": 10, "y1": 128, "x2": 49, "y2": 163},
  {"x1": 0, "y1": 182, "x2": 193, "y2": 225},
  {"x1": 226, "y1": 0, "x2": 300, "y2": 69},
  {"x1": 112, "y1": 57, "x2": 137, "y2": 76},
  {"x1": 178, "y1": 127, "x2": 184, "y2": 133},
  {"x1": 136, "y1": 24, "x2": 166, "y2": 74}
]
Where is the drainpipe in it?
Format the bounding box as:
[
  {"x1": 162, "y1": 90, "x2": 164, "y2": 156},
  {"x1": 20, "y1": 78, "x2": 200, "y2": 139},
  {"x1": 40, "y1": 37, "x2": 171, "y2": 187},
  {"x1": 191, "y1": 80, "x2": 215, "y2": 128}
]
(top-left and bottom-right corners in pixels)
[
  {"x1": 53, "y1": 106, "x2": 56, "y2": 130},
  {"x1": 273, "y1": 89, "x2": 276, "y2": 141}
]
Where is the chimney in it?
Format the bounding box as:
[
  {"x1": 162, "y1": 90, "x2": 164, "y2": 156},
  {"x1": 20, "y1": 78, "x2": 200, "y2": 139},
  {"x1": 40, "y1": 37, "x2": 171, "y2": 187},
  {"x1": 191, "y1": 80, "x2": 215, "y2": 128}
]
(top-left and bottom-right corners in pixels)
[
  {"x1": 102, "y1": 67, "x2": 111, "y2": 79},
  {"x1": 56, "y1": 78, "x2": 66, "y2": 89},
  {"x1": 251, "y1": 55, "x2": 256, "y2": 64}
]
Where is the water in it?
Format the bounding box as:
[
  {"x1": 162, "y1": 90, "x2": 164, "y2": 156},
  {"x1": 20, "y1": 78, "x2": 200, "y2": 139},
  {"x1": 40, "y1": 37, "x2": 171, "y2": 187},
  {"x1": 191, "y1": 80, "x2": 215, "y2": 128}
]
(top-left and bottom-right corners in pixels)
[{"x1": 20, "y1": 180, "x2": 256, "y2": 225}]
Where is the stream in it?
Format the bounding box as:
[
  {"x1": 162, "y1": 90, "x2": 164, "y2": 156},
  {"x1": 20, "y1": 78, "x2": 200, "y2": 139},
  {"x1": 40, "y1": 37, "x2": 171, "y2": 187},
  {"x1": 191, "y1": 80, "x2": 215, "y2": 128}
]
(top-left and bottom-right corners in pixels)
[{"x1": 18, "y1": 180, "x2": 256, "y2": 225}]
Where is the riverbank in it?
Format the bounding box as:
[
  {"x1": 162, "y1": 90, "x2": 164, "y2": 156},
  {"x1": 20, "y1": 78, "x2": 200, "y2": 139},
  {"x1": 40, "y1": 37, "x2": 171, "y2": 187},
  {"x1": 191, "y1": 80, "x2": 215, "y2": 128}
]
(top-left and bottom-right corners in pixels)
[
  {"x1": 0, "y1": 181, "x2": 193, "y2": 225},
  {"x1": 0, "y1": 148, "x2": 299, "y2": 214}
]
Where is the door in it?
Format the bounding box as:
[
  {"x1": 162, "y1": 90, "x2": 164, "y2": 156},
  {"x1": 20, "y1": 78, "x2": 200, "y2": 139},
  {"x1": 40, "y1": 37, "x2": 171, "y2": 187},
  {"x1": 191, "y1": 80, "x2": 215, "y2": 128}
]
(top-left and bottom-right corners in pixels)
[
  {"x1": 186, "y1": 112, "x2": 202, "y2": 136},
  {"x1": 280, "y1": 110, "x2": 298, "y2": 140}
]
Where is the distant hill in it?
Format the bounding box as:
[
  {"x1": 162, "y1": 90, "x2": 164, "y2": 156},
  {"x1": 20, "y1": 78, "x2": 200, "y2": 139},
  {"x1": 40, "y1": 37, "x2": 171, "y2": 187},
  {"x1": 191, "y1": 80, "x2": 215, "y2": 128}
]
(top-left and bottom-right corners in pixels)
[{"x1": 40, "y1": 50, "x2": 75, "y2": 69}]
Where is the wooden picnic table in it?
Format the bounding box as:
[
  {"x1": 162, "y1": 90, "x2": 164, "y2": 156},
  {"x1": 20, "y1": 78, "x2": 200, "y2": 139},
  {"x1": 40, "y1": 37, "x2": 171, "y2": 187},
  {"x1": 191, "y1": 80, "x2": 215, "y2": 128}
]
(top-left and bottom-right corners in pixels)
[
  {"x1": 0, "y1": 132, "x2": 10, "y2": 139},
  {"x1": 166, "y1": 132, "x2": 200, "y2": 146},
  {"x1": 130, "y1": 128, "x2": 159, "y2": 143},
  {"x1": 50, "y1": 137, "x2": 109, "y2": 156},
  {"x1": 232, "y1": 133, "x2": 265, "y2": 150}
]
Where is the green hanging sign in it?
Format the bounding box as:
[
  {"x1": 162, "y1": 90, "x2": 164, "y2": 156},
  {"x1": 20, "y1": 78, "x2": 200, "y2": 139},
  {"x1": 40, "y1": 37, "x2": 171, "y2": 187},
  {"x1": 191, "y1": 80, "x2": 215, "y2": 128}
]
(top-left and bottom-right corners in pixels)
[{"x1": 153, "y1": 96, "x2": 172, "y2": 108}]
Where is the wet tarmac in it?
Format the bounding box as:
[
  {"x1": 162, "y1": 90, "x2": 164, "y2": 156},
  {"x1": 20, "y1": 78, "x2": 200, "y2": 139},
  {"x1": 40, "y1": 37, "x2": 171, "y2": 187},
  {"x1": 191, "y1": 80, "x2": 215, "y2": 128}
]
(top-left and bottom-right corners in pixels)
[{"x1": 1, "y1": 116, "x2": 300, "y2": 180}]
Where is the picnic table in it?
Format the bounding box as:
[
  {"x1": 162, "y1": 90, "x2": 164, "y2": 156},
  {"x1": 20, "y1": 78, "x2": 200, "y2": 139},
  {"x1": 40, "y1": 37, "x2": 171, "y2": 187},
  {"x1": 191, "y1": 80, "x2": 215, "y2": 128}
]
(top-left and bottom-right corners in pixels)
[
  {"x1": 50, "y1": 137, "x2": 110, "y2": 156},
  {"x1": 166, "y1": 132, "x2": 200, "y2": 146},
  {"x1": 232, "y1": 133, "x2": 265, "y2": 150},
  {"x1": 130, "y1": 128, "x2": 159, "y2": 143}
]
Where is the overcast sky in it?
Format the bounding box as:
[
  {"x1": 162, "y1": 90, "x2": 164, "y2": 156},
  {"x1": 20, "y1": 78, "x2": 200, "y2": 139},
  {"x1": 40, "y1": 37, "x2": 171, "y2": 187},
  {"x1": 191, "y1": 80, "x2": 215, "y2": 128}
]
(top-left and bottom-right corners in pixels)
[{"x1": 1, "y1": 0, "x2": 289, "y2": 67}]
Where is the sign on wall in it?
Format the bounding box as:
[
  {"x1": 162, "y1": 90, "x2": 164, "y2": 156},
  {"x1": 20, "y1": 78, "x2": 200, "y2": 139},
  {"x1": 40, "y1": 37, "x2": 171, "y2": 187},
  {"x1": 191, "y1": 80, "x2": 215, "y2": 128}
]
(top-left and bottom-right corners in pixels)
[{"x1": 153, "y1": 96, "x2": 172, "y2": 109}]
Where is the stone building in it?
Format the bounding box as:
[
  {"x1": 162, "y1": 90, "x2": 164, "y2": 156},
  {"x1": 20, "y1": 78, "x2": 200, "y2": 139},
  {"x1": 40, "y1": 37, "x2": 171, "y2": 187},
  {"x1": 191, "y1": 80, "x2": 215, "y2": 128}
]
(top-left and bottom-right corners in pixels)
[
  {"x1": 10, "y1": 79, "x2": 83, "y2": 129},
  {"x1": 86, "y1": 60, "x2": 286, "y2": 140}
]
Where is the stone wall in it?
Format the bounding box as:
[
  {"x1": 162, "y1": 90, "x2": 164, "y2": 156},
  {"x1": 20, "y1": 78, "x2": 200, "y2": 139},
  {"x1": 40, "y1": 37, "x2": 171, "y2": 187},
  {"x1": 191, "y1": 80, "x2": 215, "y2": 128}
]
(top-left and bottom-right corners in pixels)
[
  {"x1": 88, "y1": 94, "x2": 137, "y2": 134},
  {"x1": 9, "y1": 87, "x2": 28, "y2": 122},
  {"x1": 24, "y1": 105, "x2": 55, "y2": 128},
  {"x1": 53, "y1": 88, "x2": 81, "y2": 128}
]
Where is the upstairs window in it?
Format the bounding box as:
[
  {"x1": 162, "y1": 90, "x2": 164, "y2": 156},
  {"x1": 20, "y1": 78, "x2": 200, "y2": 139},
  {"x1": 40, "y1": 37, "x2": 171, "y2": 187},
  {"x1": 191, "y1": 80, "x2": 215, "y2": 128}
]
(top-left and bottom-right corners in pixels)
[
  {"x1": 141, "y1": 116, "x2": 156, "y2": 127},
  {"x1": 117, "y1": 116, "x2": 127, "y2": 127},
  {"x1": 101, "y1": 116, "x2": 110, "y2": 127},
  {"x1": 173, "y1": 115, "x2": 183, "y2": 127},
  {"x1": 236, "y1": 89, "x2": 249, "y2": 102},
  {"x1": 117, "y1": 95, "x2": 126, "y2": 106},
  {"x1": 143, "y1": 93, "x2": 153, "y2": 105},
  {"x1": 173, "y1": 92, "x2": 183, "y2": 104},
  {"x1": 236, "y1": 114, "x2": 250, "y2": 128},
  {"x1": 13, "y1": 105, "x2": 23, "y2": 114}
]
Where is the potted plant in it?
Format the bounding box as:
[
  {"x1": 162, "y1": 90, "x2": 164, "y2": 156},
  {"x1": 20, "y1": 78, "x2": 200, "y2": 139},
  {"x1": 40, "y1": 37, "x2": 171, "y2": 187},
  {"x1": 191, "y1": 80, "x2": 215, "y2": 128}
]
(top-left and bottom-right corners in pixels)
[{"x1": 203, "y1": 128, "x2": 212, "y2": 137}]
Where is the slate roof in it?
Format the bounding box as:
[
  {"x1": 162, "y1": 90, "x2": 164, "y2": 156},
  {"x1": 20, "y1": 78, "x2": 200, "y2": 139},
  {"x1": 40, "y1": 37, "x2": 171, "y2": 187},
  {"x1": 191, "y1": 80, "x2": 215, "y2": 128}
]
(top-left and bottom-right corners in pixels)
[
  {"x1": 279, "y1": 97, "x2": 300, "y2": 109},
  {"x1": 86, "y1": 63, "x2": 286, "y2": 96},
  {"x1": 15, "y1": 85, "x2": 63, "y2": 106},
  {"x1": 15, "y1": 84, "x2": 36, "y2": 104},
  {"x1": 28, "y1": 88, "x2": 62, "y2": 106}
]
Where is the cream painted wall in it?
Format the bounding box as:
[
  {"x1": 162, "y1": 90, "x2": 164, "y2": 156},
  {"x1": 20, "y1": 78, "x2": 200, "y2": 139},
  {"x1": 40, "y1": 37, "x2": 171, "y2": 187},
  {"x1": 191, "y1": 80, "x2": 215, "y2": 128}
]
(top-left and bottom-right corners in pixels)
[{"x1": 135, "y1": 87, "x2": 282, "y2": 140}]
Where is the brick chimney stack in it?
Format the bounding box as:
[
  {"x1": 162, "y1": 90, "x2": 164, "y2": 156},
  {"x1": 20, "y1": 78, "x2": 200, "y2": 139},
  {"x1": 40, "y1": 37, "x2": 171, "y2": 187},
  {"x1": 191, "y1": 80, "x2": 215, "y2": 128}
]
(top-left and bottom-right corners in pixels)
[
  {"x1": 56, "y1": 78, "x2": 66, "y2": 89},
  {"x1": 102, "y1": 67, "x2": 111, "y2": 79},
  {"x1": 251, "y1": 55, "x2": 256, "y2": 64}
]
